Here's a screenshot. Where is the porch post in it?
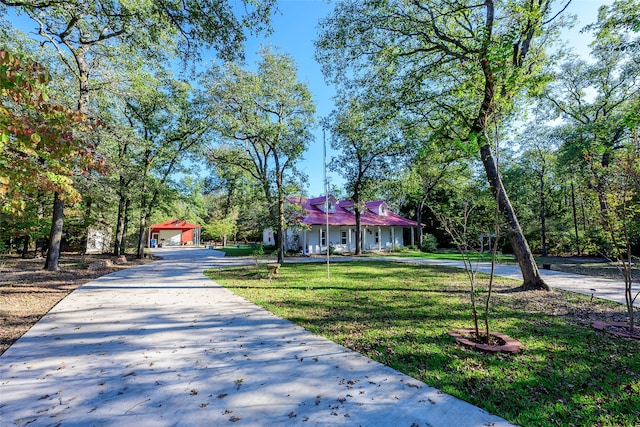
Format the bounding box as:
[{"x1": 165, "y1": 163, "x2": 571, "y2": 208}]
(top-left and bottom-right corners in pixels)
[
  {"x1": 377, "y1": 226, "x2": 381, "y2": 250},
  {"x1": 303, "y1": 230, "x2": 307, "y2": 255},
  {"x1": 411, "y1": 227, "x2": 415, "y2": 247},
  {"x1": 348, "y1": 228, "x2": 352, "y2": 252},
  {"x1": 391, "y1": 227, "x2": 395, "y2": 249}
]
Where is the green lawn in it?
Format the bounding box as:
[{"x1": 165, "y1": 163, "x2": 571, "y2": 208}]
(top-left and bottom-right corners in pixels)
[
  {"x1": 376, "y1": 248, "x2": 517, "y2": 263},
  {"x1": 205, "y1": 261, "x2": 640, "y2": 427}
]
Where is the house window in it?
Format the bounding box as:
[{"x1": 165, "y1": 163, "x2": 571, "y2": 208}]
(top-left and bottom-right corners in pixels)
[
  {"x1": 340, "y1": 230, "x2": 347, "y2": 245},
  {"x1": 320, "y1": 228, "x2": 326, "y2": 246},
  {"x1": 375, "y1": 231, "x2": 379, "y2": 244},
  {"x1": 380, "y1": 205, "x2": 386, "y2": 215}
]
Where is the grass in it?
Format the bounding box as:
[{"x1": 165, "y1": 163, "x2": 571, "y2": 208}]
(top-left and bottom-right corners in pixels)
[
  {"x1": 379, "y1": 248, "x2": 517, "y2": 263},
  {"x1": 205, "y1": 261, "x2": 640, "y2": 427}
]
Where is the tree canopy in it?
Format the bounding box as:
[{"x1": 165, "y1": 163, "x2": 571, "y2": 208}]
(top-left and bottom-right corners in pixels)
[
  {"x1": 202, "y1": 47, "x2": 315, "y2": 262},
  {"x1": 0, "y1": 50, "x2": 104, "y2": 213}
]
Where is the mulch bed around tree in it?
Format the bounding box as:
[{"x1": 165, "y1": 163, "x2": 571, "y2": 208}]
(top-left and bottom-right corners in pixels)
[{"x1": 449, "y1": 327, "x2": 523, "y2": 354}]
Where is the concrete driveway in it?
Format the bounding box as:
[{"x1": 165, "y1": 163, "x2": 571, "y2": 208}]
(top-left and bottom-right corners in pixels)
[{"x1": 0, "y1": 248, "x2": 512, "y2": 426}]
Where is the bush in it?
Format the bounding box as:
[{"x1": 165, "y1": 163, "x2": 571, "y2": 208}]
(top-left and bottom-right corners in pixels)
[{"x1": 420, "y1": 234, "x2": 438, "y2": 253}]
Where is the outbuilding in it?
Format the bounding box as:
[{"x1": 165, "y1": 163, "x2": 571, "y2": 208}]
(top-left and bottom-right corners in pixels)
[{"x1": 147, "y1": 219, "x2": 201, "y2": 247}]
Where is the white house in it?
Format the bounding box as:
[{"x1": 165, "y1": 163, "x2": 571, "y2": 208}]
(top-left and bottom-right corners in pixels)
[{"x1": 264, "y1": 196, "x2": 420, "y2": 254}]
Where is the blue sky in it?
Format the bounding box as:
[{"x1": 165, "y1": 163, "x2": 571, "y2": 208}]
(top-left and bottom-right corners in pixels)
[{"x1": 240, "y1": 0, "x2": 336, "y2": 198}]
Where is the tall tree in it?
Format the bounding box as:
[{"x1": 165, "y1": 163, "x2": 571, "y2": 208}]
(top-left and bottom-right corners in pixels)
[
  {"x1": 120, "y1": 73, "x2": 206, "y2": 258},
  {"x1": 326, "y1": 98, "x2": 404, "y2": 255},
  {"x1": 316, "y1": 0, "x2": 570, "y2": 289},
  {"x1": 203, "y1": 47, "x2": 315, "y2": 263},
  {"x1": 546, "y1": 0, "x2": 640, "y2": 214},
  {"x1": 515, "y1": 125, "x2": 560, "y2": 257},
  {"x1": 2, "y1": 0, "x2": 276, "y2": 269},
  {"x1": 0, "y1": 50, "x2": 102, "y2": 217},
  {"x1": 390, "y1": 124, "x2": 467, "y2": 250}
]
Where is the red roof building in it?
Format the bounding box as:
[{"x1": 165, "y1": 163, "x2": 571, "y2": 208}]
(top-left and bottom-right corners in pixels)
[
  {"x1": 148, "y1": 219, "x2": 201, "y2": 247},
  {"x1": 263, "y1": 196, "x2": 420, "y2": 254}
]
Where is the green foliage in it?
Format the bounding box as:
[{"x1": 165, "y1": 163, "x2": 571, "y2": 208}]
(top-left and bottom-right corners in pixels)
[
  {"x1": 4, "y1": 0, "x2": 276, "y2": 64},
  {"x1": 202, "y1": 211, "x2": 238, "y2": 242},
  {"x1": 316, "y1": 0, "x2": 556, "y2": 287},
  {"x1": 202, "y1": 47, "x2": 315, "y2": 262},
  {"x1": 420, "y1": 233, "x2": 438, "y2": 253},
  {"x1": 0, "y1": 50, "x2": 104, "y2": 213},
  {"x1": 327, "y1": 97, "x2": 405, "y2": 201}
]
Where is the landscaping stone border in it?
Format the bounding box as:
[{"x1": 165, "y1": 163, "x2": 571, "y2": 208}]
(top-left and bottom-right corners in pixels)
[{"x1": 592, "y1": 321, "x2": 640, "y2": 340}]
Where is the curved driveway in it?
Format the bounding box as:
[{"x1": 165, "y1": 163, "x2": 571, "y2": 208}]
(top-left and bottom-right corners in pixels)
[{"x1": 1, "y1": 248, "x2": 511, "y2": 426}]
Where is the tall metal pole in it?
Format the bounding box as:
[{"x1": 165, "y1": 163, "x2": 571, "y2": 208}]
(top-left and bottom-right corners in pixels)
[{"x1": 323, "y1": 127, "x2": 330, "y2": 279}]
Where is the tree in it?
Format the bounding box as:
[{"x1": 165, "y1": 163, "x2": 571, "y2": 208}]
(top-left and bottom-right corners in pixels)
[
  {"x1": 595, "y1": 138, "x2": 640, "y2": 333},
  {"x1": 203, "y1": 47, "x2": 315, "y2": 263},
  {"x1": 510, "y1": 124, "x2": 561, "y2": 257},
  {"x1": 203, "y1": 210, "x2": 238, "y2": 247},
  {"x1": 389, "y1": 124, "x2": 467, "y2": 251},
  {"x1": 0, "y1": 50, "x2": 102, "y2": 218},
  {"x1": 204, "y1": 150, "x2": 271, "y2": 242},
  {"x1": 550, "y1": 0, "x2": 640, "y2": 331},
  {"x1": 122, "y1": 73, "x2": 206, "y2": 259},
  {"x1": 315, "y1": 0, "x2": 568, "y2": 289},
  {"x1": 326, "y1": 98, "x2": 404, "y2": 255},
  {"x1": 2, "y1": 0, "x2": 276, "y2": 269}
]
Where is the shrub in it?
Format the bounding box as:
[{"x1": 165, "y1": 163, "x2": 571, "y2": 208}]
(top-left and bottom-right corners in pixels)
[{"x1": 420, "y1": 234, "x2": 438, "y2": 252}]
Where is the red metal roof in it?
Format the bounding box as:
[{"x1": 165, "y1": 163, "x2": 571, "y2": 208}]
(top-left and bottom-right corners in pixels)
[
  {"x1": 148, "y1": 219, "x2": 201, "y2": 230},
  {"x1": 288, "y1": 197, "x2": 418, "y2": 227}
]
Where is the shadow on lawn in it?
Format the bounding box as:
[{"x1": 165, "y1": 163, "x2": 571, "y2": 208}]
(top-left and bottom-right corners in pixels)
[
  {"x1": 213, "y1": 262, "x2": 640, "y2": 426},
  {"x1": 369, "y1": 315, "x2": 640, "y2": 426}
]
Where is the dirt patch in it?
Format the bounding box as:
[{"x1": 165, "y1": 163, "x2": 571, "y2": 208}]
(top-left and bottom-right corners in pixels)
[{"x1": 0, "y1": 253, "x2": 154, "y2": 355}]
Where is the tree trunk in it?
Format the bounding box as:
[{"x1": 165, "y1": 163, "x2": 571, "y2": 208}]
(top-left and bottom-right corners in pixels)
[
  {"x1": 122, "y1": 198, "x2": 131, "y2": 254},
  {"x1": 275, "y1": 157, "x2": 285, "y2": 264},
  {"x1": 21, "y1": 236, "x2": 29, "y2": 259},
  {"x1": 114, "y1": 201, "x2": 126, "y2": 255},
  {"x1": 136, "y1": 215, "x2": 147, "y2": 259},
  {"x1": 44, "y1": 193, "x2": 64, "y2": 271},
  {"x1": 416, "y1": 197, "x2": 424, "y2": 250},
  {"x1": 480, "y1": 143, "x2": 549, "y2": 290},
  {"x1": 354, "y1": 209, "x2": 362, "y2": 255},
  {"x1": 539, "y1": 173, "x2": 547, "y2": 257},
  {"x1": 113, "y1": 180, "x2": 127, "y2": 256},
  {"x1": 570, "y1": 180, "x2": 581, "y2": 256}
]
